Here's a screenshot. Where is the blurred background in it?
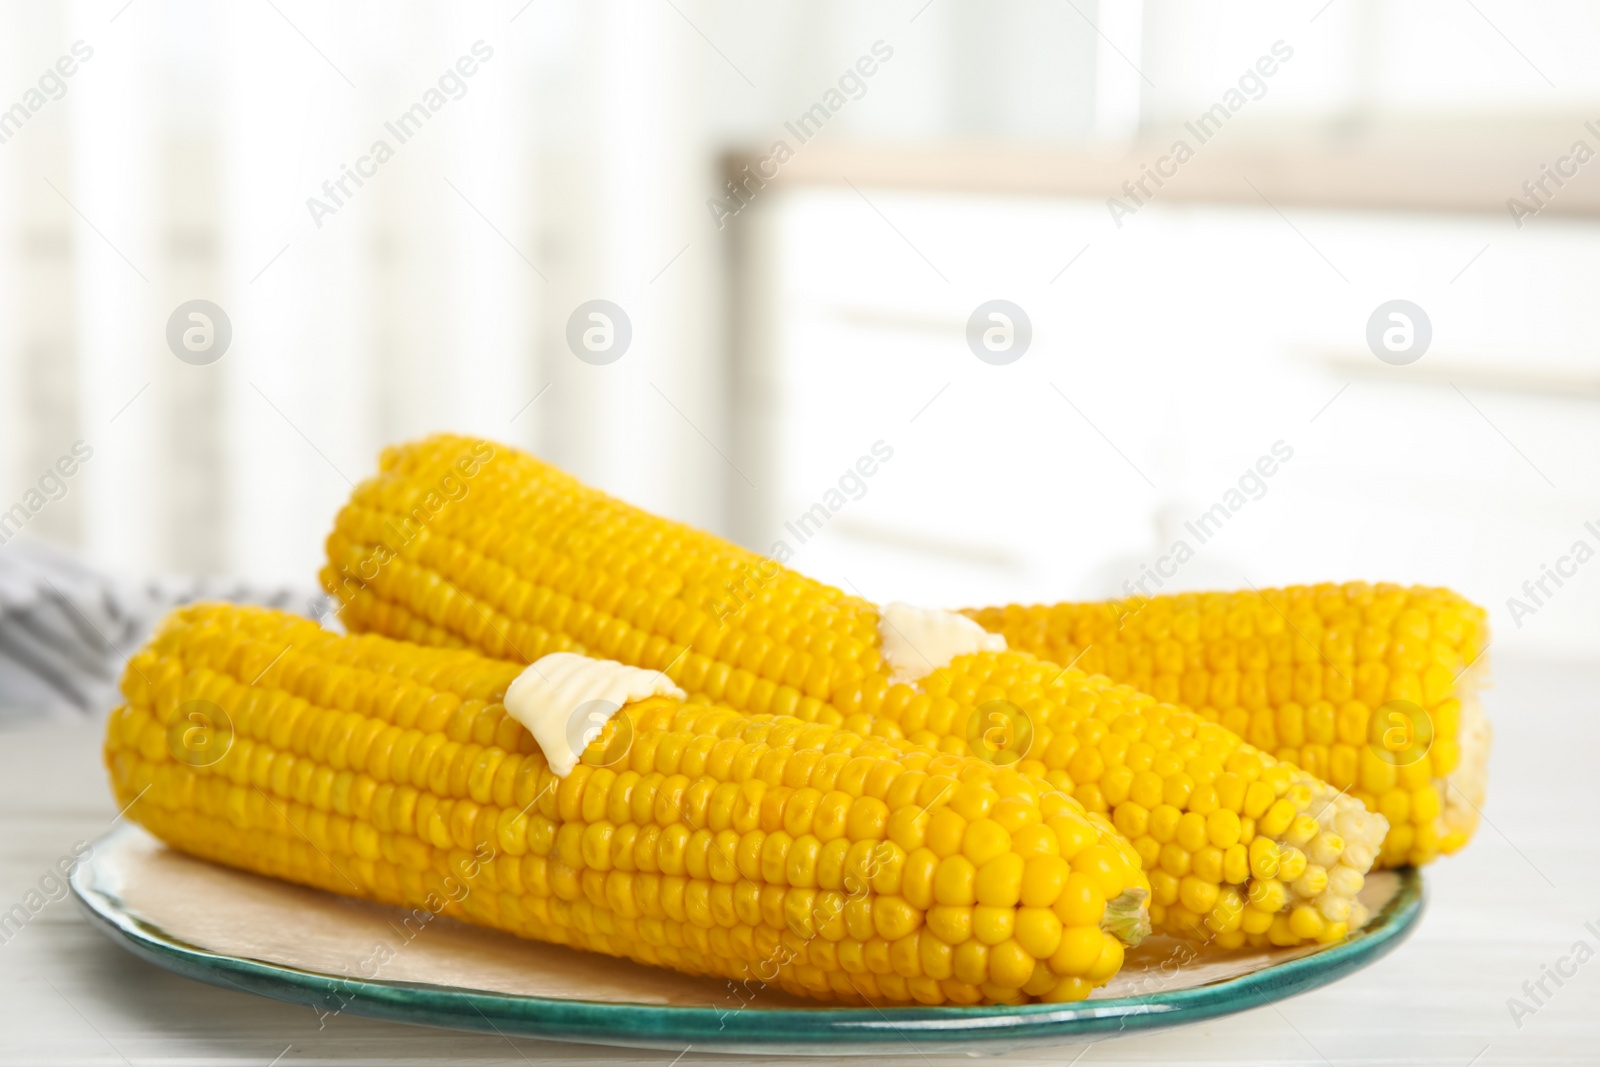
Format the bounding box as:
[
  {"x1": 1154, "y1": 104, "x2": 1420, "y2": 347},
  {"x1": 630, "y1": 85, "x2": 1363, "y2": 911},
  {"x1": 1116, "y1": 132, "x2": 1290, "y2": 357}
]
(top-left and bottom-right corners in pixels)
[{"x1": 2, "y1": 0, "x2": 1597, "y2": 714}]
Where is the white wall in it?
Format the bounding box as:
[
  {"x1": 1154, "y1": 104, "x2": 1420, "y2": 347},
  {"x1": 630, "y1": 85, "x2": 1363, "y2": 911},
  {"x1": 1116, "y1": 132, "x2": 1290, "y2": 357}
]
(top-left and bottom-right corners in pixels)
[
  {"x1": 3, "y1": 0, "x2": 1599, "y2": 656},
  {"x1": 754, "y1": 189, "x2": 1600, "y2": 656}
]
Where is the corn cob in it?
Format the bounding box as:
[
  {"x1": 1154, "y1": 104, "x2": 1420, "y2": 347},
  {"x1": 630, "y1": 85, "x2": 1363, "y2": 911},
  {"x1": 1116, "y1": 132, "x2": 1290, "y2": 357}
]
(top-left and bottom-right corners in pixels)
[
  {"x1": 320, "y1": 435, "x2": 884, "y2": 726},
  {"x1": 963, "y1": 585, "x2": 1489, "y2": 868},
  {"x1": 104, "y1": 603, "x2": 1154, "y2": 1006},
  {"x1": 320, "y1": 436, "x2": 1387, "y2": 946}
]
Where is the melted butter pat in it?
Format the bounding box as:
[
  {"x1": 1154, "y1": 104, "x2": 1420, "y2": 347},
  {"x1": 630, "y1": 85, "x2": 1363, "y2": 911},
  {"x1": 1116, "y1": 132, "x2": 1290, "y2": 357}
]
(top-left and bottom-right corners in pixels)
[
  {"x1": 502, "y1": 653, "x2": 684, "y2": 776},
  {"x1": 877, "y1": 602, "x2": 1007, "y2": 686}
]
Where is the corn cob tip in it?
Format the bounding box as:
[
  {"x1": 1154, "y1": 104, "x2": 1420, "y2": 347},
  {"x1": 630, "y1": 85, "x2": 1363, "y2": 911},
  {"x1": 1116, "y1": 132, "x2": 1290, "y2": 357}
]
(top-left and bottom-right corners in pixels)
[
  {"x1": 1102, "y1": 887, "x2": 1151, "y2": 947},
  {"x1": 1283, "y1": 775, "x2": 1388, "y2": 937}
]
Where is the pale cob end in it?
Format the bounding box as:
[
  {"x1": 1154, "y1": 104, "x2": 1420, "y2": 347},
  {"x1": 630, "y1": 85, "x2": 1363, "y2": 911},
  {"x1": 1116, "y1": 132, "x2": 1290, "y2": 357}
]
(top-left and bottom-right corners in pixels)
[
  {"x1": 104, "y1": 603, "x2": 1152, "y2": 1007},
  {"x1": 963, "y1": 583, "x2": 1489, "y2": 869},
  {"x1": 1440, "y1": 663, "x2": 1492, "y2": 855}
]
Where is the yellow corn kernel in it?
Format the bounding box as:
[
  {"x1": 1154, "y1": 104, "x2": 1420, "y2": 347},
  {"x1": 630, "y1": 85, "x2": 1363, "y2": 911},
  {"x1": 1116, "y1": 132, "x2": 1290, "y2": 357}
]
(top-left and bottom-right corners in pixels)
[
  {"x1": 1206, "y1": 809, "x2": 1242, "y2": 849},
  {"x1": 1049, "y1": 927, "x2": 1107, "y2": 976},
  {"x1": 1277, "y1": 847, "x2": 1308, "y2": 882},
  {"x1": 972, "y1": 905, "x2": 1015, "y2": 946},
  {"x1": 1015, "y1": 908, "x2": 1063, "y2": 959},
  {"x1": 1248, "y1": 838, "x2": 1280, "y2": 880},
  {"x1": 1051, "y1": 872, "x2": 1106, "y2": 927},
  {"x1": 1020, "y1": 855, "x2": 1069, "y2": 908},
  {"x1": 1248, "y1": 878, "x2": 1287, "y2": 913},
  {"x1": 1288, "y1": 905, "x2": 1325, "y2": 940},
  {"x1": 989, "y1": 941, "x2": 1036, "y2": 988},
  {"x1": 963, "y1": 819, "x2": 1013, "y2": 865}
]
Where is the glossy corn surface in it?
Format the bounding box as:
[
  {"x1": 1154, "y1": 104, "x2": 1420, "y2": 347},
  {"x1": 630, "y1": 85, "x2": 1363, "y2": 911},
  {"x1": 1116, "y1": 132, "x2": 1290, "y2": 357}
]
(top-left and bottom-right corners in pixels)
[
  {"x1": 964, "y1": 584, "x2": 1489, "y2": 868},
  {"x1": 104, "y1": 603, "x2": 1152, "y2": 1006},
  {"x1": 321, "y1": 436, "x2": 1387, "y2": 945}
]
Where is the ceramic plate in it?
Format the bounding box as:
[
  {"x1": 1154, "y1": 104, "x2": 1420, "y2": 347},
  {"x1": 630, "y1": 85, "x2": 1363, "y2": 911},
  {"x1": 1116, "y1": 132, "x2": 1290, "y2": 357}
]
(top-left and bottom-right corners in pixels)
[{"x1": 72, "y1": 823, "x2": 1423, "y2": 1056}]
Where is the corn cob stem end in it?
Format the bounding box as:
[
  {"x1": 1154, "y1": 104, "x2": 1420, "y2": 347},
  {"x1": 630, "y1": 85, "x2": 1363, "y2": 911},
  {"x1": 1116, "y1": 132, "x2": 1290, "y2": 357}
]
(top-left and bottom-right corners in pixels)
[{"x1": 1105, "y1": 888, "x2": 1152, "y2": 947}]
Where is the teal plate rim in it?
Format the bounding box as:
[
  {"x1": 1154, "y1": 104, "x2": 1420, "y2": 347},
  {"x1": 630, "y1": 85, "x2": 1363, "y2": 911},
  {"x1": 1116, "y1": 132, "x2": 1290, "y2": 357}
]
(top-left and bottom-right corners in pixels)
[{"x1": 71, "y1": 823, "x2": 1424, "y2": 1054}]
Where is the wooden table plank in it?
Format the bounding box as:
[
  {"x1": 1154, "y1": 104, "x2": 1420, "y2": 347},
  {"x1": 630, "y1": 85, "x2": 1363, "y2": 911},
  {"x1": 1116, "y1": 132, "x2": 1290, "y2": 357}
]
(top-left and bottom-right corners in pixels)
[{"x1": 0, "y1": 654, "x2": 1594, "y2": 1065}]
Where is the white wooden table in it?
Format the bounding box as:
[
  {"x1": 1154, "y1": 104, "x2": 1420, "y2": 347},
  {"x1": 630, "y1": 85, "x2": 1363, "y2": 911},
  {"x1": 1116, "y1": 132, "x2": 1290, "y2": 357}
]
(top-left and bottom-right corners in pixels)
[{"x1": 0, "y1": 653, "x2": 1594, "y2": 1066}]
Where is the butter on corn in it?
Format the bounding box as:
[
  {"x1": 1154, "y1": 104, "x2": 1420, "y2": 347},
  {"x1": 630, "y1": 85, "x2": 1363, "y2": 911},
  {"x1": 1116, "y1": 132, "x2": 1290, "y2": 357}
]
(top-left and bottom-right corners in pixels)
[
  {"x1": 105, "y1": 603, "x2": 1154, "y2": 1006},
  {"x1": 877, "y1": 602, "x2": 1007, "y2": 686},
  {"x1": 964, "y1": 584, "x2": 1489, "y2": 868},
  {"x1": 321, "y1": 436, "x2": 1387, "y2": 946},
  {"x1": 502, "y1": 652, "x2": 683, "y2": 777}
]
